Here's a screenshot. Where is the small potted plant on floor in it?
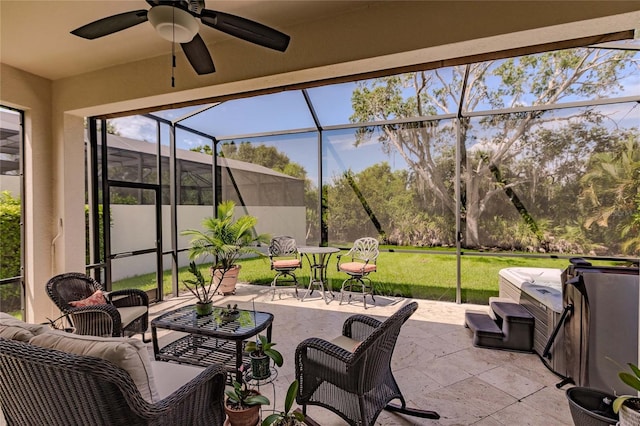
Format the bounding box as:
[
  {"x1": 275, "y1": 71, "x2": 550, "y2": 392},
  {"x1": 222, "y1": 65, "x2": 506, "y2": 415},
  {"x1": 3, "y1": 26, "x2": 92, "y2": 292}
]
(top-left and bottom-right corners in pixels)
[
  {"x1": 183, "y1": 261, "x2": 216, "y2": 315},
  {"x1": 182, "y1": 200, "x2": 271, "y2": 295},
  {"x1": 244, "y1": 334, "x2": 283, "y2": 380},
  {"x1": 613, "y1": 363, "x2": 640, "y2": 425},
  {"x1": 225, "y1": 371, "x2": 270, "y2": 426},
  {"x1": 262, "y1": 380, "x2": 305, "y2": 426}
]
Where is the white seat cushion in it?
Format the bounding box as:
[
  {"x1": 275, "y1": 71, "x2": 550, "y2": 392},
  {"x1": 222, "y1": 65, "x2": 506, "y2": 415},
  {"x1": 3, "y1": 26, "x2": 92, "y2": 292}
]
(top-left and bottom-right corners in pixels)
[
  {"x1": 117, "y1": 305, "x2": 148, "y2": 329},
  {"x1": 331, "y1": 335, "x2": 362, "y2": 352},
  {"x1": 151, "y1": 361, "x2": 205, "y2": 400}
]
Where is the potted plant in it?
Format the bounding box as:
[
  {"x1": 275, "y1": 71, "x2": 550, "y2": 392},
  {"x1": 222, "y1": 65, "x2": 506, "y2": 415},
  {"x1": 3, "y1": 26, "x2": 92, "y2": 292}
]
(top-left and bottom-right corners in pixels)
[
  {"x1": 182, "y1": 261, "x2": 216, "y2": 315},
  {"x1": 262, "y1": 380, "x2": 305, "y2": 426},
  {"x1": 225, "y1": 372, "x2": 270, "y2": 426},
  {"x1": 245, "y1": 334, "x2": 283, "y2": 380},
  {"x1": 613, "y1": 363, "x2": 640, "y2": 425},
  {"x1": 218, "y1": 303, "x2": 240, "y2": 322},
  {"x1": 182, "y1": 200, "x2": 270, "y2": 295}
]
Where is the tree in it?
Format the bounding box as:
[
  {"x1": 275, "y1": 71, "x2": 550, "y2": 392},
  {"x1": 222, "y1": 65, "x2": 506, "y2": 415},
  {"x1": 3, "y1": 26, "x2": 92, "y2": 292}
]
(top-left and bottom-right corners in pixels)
[
  {"x1": 350, "y1": 48, "x2": 635, "y2": 248},
  {"x1": 579, "y1": 135, "x2": 640, "y2": 255},
  {"x1": 83, "y1": 118, "x2": 120, "y2": 135},
  {"x1": 219, "y1": 142, "x2": 307, "y2": 179},
  {"x1": 326, "y1": 163, "x2": 452, "y2": 245},
  {"x1": 193, "y1": 141, "x2": 322, "y2": 240}
]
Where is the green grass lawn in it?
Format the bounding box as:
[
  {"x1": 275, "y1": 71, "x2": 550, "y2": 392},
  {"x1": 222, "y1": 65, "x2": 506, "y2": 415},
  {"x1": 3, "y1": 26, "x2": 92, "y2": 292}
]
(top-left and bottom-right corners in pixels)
[{"x1": 113, "y1": 251, "x2": 569, "y2": 304}]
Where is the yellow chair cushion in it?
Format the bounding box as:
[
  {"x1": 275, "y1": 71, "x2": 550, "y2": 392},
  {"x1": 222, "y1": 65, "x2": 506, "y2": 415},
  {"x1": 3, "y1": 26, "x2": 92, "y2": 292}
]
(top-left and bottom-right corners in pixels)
[
  {"x1": 273, "y1": 259, "x2": 301, "y2": 268},
  {"x1": 339, "y1": 262, "x2": 377, "y2": 274}
]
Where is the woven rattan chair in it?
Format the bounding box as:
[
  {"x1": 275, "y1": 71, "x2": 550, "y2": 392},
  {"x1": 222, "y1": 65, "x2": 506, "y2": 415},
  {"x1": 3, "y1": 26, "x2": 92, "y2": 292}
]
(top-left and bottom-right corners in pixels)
[
  {"x1": 0, "y1": 338, "x2": 226, "y2": 426},
  {"x1": 295, "y1": 301, "x2": 439, "y2": 426},
  {"x1": 337, "y1": 237, "x2": 379, "y2": 308},
  {"x1": 269, "y1": 236, "x2": 302, "y2": 300},
  {"x1": 46, "y1": 272, "x2": 149, "y2": 341}
]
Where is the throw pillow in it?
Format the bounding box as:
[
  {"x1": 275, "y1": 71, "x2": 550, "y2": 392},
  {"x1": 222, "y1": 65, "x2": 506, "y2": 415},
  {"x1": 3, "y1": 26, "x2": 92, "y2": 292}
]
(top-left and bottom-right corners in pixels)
[
  {"x1": 29, "y1": 331, "x2": 159, "y2": 402},
  {"x1": 69, "y1": 289, "x2": 106, "y2": 307}
]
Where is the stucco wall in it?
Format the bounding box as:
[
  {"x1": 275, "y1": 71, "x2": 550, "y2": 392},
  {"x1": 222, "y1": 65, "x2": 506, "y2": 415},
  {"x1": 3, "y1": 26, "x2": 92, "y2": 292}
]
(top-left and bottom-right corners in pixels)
[
  {"x1": 109, "y1": 205, "x2": 306, "y2": 281},
  {"x1": 0, "y1": 64, "x2": 57, "y2": 322}
]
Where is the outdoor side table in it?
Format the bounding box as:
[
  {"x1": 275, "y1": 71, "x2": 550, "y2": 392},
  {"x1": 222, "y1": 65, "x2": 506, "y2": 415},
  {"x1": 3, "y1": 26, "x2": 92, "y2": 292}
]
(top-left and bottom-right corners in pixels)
[
  {"x1": 151, "y1": 305, "x2": 273, "y2": 383},
  {"x1": 298, "y1": 246, "x2": 340, "y2": 304}
]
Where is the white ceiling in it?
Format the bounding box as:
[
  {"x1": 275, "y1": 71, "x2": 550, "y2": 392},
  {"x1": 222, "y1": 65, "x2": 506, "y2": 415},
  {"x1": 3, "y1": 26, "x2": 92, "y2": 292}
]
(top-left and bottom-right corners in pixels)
[
  {"x1": 0, "y1": 0, "x2": 373, "y2": 80},
  {"x1": 1, "y1": 1, "x2": 639, "y2": 91}
]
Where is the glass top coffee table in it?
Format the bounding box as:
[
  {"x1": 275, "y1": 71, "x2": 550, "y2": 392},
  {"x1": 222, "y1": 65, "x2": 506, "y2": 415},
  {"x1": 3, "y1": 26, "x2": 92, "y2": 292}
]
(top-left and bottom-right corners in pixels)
[{"x1": 151, "y1": 305, "x2": 273, "y2": 383}]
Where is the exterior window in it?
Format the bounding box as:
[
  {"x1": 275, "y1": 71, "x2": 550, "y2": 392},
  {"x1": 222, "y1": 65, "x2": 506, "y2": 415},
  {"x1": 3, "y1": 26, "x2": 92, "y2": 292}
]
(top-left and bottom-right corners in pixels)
[{"x1": 0, "y1": 106, "x2": 24, "y2": 319}]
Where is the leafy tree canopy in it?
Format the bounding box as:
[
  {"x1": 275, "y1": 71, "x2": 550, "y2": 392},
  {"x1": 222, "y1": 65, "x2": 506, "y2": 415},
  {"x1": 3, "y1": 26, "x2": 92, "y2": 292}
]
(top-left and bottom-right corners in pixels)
[{"x1": 349, "y1": 47, "x2": 636, "y2": 249}]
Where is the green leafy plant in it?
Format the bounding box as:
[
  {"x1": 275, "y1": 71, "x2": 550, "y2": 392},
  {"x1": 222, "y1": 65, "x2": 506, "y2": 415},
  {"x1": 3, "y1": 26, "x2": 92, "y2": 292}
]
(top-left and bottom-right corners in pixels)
[
  {"x1": 181, "y1": 200, "x2": 271, "y2": 272},
  {"x1": 182, "y1": 261, "x2": 216, "y2": 303},
  {"x1": 244, "y1": 334, "x2": 283, "y2": 367},
  {"x1": 222, "y1": 303, "x2": 238, "y2": 314},
  {"x1": 613, "y1": 363, "x2": 640, "y2": 413},
  {"x1": 262, "y1": 380, "x2": 305, "y2": 426},
  {"x1": 217, "y1": 303, "x2": 240, "y2": 321},
  {"x1": 225, "y1": 378, "x2": 270, "y2": 409}
]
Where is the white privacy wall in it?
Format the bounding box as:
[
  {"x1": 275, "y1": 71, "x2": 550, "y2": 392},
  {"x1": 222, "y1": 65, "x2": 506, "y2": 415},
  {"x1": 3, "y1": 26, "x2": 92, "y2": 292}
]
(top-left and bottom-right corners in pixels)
[{"x1": 109, "y1": 205, "x2": 307, "y2": 281}]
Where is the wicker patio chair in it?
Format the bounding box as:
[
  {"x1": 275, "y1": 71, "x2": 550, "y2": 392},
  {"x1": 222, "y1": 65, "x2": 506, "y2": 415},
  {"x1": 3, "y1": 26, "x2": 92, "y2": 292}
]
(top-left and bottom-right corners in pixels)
[
  {"x1": 269, "y1": 236, "x2": 302, "y2": 300},
  {"x1": 46, "y1": 272, "x2": 150, "y2": 341},
  {"x1": 295, "y1": 301, "x2": 439, "y2": 426},
  {"x1": 337, "y1": 237, "x2": 379, "y2": 308},
  {"x1": 0, "y1": 338, "x2": 226, "y2": 426}
]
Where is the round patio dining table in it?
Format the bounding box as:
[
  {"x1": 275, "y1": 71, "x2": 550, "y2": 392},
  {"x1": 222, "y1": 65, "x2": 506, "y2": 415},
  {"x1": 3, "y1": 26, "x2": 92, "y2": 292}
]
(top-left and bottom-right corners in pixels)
[{"x1": 297, "y1": 246, "x2": 340, "y2": 304}]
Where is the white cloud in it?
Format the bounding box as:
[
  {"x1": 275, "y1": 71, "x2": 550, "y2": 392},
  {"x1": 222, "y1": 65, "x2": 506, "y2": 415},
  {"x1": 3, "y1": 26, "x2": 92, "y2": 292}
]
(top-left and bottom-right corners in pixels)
[{"x1": 110, "y1": 116, "x2": 157, "y2": 141}]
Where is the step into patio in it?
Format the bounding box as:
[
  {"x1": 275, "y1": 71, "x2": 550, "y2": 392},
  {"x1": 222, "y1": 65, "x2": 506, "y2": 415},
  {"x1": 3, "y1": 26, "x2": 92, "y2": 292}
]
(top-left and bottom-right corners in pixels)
[{"x1": 465, "y1": 301, "x2": 534, "y2": 352}]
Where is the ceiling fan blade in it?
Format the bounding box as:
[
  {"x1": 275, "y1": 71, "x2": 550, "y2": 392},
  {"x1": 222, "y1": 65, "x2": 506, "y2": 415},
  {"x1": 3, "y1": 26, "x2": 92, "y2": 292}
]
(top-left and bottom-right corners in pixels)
[
  {"x1": 71, "y1": 10, "x2": 149, "y2": 39},
  {"x1": 181, "y1": 33, "x2": 215, "y2": 75},
  {"x1": 200, "y1": 9, "x2": 290, "y2": 52}
]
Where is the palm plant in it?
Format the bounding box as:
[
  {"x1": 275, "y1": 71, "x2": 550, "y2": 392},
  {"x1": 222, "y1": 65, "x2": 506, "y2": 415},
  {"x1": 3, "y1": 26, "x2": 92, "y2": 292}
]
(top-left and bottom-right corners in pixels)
[
  {"x1": 181, "y1": 200, "x2": 271, "y2": 283},
  {"x1": 580, "y1": 137, "x2": 640, "y2": 255}
]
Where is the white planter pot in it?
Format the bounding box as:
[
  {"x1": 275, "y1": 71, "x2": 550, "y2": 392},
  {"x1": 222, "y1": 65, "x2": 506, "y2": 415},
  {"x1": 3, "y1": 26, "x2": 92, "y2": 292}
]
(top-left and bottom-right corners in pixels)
[{"x1": 620, "y1": 401, "x2": 640, "y2": 426}]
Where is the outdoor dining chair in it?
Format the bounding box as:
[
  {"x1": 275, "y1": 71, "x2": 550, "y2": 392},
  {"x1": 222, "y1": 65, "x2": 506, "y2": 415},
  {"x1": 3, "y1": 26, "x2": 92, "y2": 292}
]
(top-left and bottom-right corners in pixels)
[
  {"x1": 295, "y1": 301, "x2": 439, "y2": 425},
  {"x1": 268, "y1": 236, "x2": 302, "y2": 300},
  {"x1": 337, "y1": 237, "x2": 379, "y2": 308},
  {"x1": 46, "y1": 272, "x2": 150, "y2": 341}
]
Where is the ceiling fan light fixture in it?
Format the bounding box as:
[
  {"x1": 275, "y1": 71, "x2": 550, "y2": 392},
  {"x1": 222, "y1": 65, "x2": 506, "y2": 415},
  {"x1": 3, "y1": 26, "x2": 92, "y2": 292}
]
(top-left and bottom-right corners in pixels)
[{"x1": 148, "y1": 5, "x2": 198, "y2": 43}]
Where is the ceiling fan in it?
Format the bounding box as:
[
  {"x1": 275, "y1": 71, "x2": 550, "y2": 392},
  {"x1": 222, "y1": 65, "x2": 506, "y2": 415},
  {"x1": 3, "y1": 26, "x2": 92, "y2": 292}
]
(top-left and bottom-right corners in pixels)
[{"x1": 70, "y1": 0, "x2": 290, "y2": 76}]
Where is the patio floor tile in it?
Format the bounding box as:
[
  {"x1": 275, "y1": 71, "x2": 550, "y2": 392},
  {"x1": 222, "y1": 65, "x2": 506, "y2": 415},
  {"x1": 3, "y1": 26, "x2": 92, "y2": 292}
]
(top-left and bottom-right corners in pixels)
[{"x1": 147, "y1": 283, "x2": 574, "y2": 425}]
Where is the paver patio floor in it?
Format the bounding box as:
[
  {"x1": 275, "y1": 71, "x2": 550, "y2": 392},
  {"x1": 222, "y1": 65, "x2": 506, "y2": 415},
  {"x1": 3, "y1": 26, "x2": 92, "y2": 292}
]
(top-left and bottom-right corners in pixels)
[{"x1": 149, "y1": 283, "x2": 575, "y2": 426}]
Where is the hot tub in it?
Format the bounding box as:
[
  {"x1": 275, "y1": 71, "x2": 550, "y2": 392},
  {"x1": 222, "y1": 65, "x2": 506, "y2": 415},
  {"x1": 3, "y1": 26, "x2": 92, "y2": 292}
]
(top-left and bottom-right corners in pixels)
[
  {"x1": 498, "y1": 267, "x2": 566, "y2": 375},
  {"x1": 499, "y1": 267, "x2": 563, "y2": 313}
]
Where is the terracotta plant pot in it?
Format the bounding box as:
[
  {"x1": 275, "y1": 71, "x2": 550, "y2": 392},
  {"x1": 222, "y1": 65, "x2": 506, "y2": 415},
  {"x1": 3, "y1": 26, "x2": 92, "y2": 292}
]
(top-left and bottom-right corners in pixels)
[
  {"x1": 224, "y1": 401, "x2": 260, "y2": 426},
  {"x1": 195, "y1": 301, "x2": 213, "y2": 316},
  {"x1": 212, "y1": 264, "x2": 241, "y2": 295}
]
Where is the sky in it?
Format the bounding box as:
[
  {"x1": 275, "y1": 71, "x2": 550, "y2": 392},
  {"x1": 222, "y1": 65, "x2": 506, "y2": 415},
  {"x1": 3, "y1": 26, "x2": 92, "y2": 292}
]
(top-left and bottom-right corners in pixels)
[{"x1": 110, "y1": 48, "x2": 640, "y2": 186}]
